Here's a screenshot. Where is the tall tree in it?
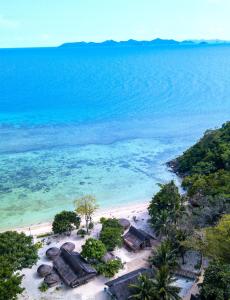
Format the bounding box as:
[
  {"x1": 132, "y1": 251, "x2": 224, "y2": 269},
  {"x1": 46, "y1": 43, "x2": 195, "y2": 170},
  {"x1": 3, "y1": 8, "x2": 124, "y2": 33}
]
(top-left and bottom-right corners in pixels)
[
  {"x1": 200, "y1": 261, "x2": 230, "y2": 300},
  {"x1": 0, "y1": 231, "x2": 38, "y2": 270},
  {"x1": 52, "y1": 210, "x2": 81, "y2": 234},
  {"x1": 81, "y1": 238, "x2": 106, "y2": 261},
  {"x1": 150, "y1": 239, "x2": 178, "y2": 270},
  {"x1": 129, "y1": 274, "x2": 156, "y2": 300},
  {"x1": 129, "y1": 267, "x2": 181, "y2": 300},
  {"x1": 0, "y1": 256, "x2": 24, "y2": 300},
  {"x1": 75, "y1": 195, "x2": 98, "y2": 233},
  {"x1": 204, "y1": 214, "x2": 230, "y2": 263},
  {"x1": 151, "y1": 266, "x2": 181, "y2": 300},
  {"x1": 148, "y1": 181, "x2": 183, "y2": 237}
]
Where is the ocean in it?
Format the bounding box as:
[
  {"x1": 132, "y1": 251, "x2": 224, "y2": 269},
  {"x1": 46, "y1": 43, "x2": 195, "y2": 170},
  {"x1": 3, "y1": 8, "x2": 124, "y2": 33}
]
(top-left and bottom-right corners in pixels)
[{"x1": 0, "y1": 44, "x2": 230, "y2": 229}]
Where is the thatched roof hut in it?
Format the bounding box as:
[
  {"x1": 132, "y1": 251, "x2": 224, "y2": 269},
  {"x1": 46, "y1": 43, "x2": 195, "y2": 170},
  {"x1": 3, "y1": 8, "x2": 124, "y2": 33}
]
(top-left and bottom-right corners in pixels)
[
  {"x1": 44, "y1": 272, "x2": 60, "y2": 287},
  {"x1": 105, "y1": 268, "x2": 155, "y2": 300},
  {"x1": 53, "y1": 248, "x2": 97, "y2": 288},
  {"x1": 60, "y1": 242, "x2": 75, "y2": 252},
  {"x1": 123, "y1": 226, "x2": 153, "y2": 251},
  {"x1": 37, "y1": 264, "x2": 53, "y2": 277},
  {"x1": 118, "y1": 218, "x2": 130, "y2": 230},
  {"x1": 46, "y1": 247, "x2": 60, "y2": 260}
]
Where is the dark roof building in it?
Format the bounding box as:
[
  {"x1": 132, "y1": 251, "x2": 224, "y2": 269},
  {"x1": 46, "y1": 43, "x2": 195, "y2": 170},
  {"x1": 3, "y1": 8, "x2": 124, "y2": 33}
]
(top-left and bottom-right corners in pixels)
[
  {"x1": 118, "y1": 218, "x2": 131, "y2": 230},
  {"x1": 123, "y1": 226, "x2": 154, "y2": 251},
  {"x1": 105, "y1": 268, "x2": 154, "y2": 300},
  {"x1": 37, "y1": 264, "x2": 53, "y2": 278},
  {"x1": 44, "y1": 272, "x2": 61, "y2": 287},
  {"x1": 53, "y1": 248, "x2": 97, "y2": 288}
]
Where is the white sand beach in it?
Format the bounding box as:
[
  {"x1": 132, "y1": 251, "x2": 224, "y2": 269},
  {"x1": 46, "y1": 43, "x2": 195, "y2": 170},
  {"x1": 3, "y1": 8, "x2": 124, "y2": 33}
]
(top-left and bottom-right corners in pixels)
[
  {"x1": 16, "y1": 201, "x2": 149, "y2": 237},
  {"x1": 18, "y1": 202, "x2": 153, "y2": 300}
]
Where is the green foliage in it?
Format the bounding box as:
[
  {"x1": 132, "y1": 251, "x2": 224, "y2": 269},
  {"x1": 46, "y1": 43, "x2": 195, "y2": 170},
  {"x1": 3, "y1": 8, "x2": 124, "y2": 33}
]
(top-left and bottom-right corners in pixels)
[
  {"x1": 172, "y1": 122, "x2": 230, "y2": 228},
  {"x1": 0, "y1": 257, "x2": 23, "y2": 300},
  {"x1": 150, "y1": 239, "x2": 178, "y2": 270},
  {"x1": 176, "y1": 122, "x2": 230, "y2": 194},
  {"x1": 77, "y1": 228, "x2": 86, "y2": 237},
  {"x1": 75, "y1": 195, "x2": 98, "y2": 233},
  {"x1": 52, "y1": 210, "x2": 81, "y2": 234},
  {"x1": 190, "y1": 195, "x2": 230, "y2": 228},
  {"x1": 95, "y1": 259, "x2": 122, "y2": 278},
  {"x1": 176, "y1": 122, "x2": 230, "y2": 175},
  {"x1": 148, "y1": 181, "x2": 184, "y2": 236},
  {"x1": 88, "y1": 222, "x2": 94, "y2": 229},
  {"x1": 182, "y1": 170, "x2": 230, "y2": 198},
  {"x1": 39, "y1": 282, "x2": 49, "y2": 292},
  {"x1": 129, "y1": 266, "x2": 181, "y2": 300},
  {"x1": 129, "y1": 274, "x2": 156, "y2": 300},
  {"x1": 0, "y1": 231, "x2": 38, "y2": 270},
  {"x1": 99, "y1": 218, "x2": 123, "y2": 251},
  {"x1": 152, "y1": 266, "x2": 181, "y2": 300},
  {"x1": 204, "y1": 214, "x2": 230, "y2": 263},
  {"x1": 200, "y1": 261, "x2": 230, "y2": 300},
  {"x1": 81, "y1": 238, "x2": 106, "y2": 260},
  {"x1": 100, "y1": 217, "x2": 106, "y2": 224}
]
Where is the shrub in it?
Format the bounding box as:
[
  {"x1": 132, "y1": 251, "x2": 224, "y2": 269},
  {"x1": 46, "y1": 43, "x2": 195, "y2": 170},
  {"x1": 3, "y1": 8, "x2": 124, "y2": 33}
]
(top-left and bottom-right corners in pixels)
[
  {"x1": 77, "y1": 228, "x2": 86, "y2": 238},
  {"x1": 200, "y1": 261, "x2": 230, "y2": 300},
  {"x1": 99, "y1": 218, "x2": 123, "y2": 251},
  {"x1": 0, "y1": 231, "x2": 38, "y2": 270},
  {"x1": 95, "y1": 259, "x2": 123, "y2": 278},
  {"x1": 81, "y1": 238, "x2": 106, "y2": 260},
  {"x1": 39, "y1": 282, "x2": 49, "y2": 292},
  {"x1": 88, "y1": 222, "x2": 94, "y2": 229},
  {"x1": 52, "y1": 211, "x2": 81, "y2": 234},
  {"x1": 0, "y1": 256, "x2": 24, "y2": 300},
  {"x1": 100, "y1": 217, "x2": 106, "y2": 224}
]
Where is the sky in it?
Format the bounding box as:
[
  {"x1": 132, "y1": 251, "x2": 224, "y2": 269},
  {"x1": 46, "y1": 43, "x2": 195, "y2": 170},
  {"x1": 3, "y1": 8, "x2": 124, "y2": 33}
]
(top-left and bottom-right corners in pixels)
[{"x1": 0, "y1": 0, "x2": 229, "y2": 48}]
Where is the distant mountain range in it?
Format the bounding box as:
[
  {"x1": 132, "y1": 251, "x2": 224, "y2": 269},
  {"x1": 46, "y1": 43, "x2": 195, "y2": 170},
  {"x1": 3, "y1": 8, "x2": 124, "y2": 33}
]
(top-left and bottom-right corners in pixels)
[{"x1": 60, "y1": 38, "x2": 230, "y2": 48}]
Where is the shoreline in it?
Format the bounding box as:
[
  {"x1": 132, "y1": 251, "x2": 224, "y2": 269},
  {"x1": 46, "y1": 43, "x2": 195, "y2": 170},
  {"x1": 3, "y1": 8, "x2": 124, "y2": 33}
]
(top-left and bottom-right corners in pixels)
[{"x1": 14, "y1": 200, "x2": 149, "y2": 236}]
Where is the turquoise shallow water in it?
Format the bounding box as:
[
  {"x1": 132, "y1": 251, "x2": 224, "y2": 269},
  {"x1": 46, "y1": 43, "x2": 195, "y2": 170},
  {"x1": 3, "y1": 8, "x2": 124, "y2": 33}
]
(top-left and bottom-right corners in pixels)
[
  {"x1": 0, "y1": 45, "x2": 230, "y2": 229},
  {"x1": 0, "y1": 138, "x2": 182, "y2": 229}
]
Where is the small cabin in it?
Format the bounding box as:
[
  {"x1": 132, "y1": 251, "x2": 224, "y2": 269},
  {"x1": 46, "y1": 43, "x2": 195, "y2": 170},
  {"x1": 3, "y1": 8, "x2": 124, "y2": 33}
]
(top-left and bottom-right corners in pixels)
[
  {"x1": 123, "y1": 226, "x2": 153, "y2": 251},
  {"x1": 105, "y1": 268, "x2": 154, "y2": 300},
  {"x1": 53, "y1": 248, "x2": 97, "y2": 288}
]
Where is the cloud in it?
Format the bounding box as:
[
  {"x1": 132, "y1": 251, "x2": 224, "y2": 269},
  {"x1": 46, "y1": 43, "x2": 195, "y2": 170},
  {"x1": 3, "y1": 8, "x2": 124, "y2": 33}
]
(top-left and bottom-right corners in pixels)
[
  {"x1": 0, "y1": 16, "x2": 20, "y2": 29},
  {"x1": 206, "y1": 0, "x2": 228, "y2": 3}
]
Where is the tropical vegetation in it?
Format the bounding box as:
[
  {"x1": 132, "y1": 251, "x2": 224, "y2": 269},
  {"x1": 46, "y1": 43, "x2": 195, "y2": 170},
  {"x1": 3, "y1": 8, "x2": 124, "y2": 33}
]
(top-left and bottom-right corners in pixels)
[
  {"x1": 129, "y1": 266, "x2": 181, "y2": 300},
  {"x1": 81, "y1": 238, "x2": 106, "y2": 260},
  {"x1": 0, "y1": 231, "x2": 39, "y2": 299},
  {"x1": 99, "y1": 218, "x2": 123, "y2": 251},
  {"x1": 75, "y1": 195, "x2": 98, "y2": 233},
  {"x1": 52, "y1": 210, "x2": 81, "y2": 234}
]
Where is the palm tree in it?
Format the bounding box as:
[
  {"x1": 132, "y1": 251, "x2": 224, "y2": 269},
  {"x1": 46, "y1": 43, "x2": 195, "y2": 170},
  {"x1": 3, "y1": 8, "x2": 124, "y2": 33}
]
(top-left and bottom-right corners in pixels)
[
  {"x1": 129, "y1": 267, "x2": 181, "y2": 300},
  {"x1": 150, "y1": 239, "x2": 178, "y2": 270},
  {"x1": 153, "y1": 209, "x2": 171, "y2": 237},
  {"x1": 152, "y1": 266, "x2": 181, "y2": 300},
  {"x1": 128, "y1": 274, "x2": 156, "y2": 300}
]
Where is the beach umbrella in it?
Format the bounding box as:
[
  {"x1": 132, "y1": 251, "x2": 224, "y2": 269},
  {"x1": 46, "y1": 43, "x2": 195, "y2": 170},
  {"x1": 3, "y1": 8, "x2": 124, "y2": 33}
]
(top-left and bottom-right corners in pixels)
[
  {"x1": 60, "y1": 242, "x2": 75, "y2": 252},
  {"x1": 46, "y1": 247, "x2": 60, "y2": 260},
  {"x1": 37, "y1": 264, "x2": 53, "y2": 277}
]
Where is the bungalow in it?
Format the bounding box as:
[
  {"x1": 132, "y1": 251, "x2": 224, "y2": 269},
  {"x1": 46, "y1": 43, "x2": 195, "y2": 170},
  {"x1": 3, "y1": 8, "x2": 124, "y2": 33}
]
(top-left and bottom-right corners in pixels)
[
  {"x1": 123, "y1": 226, "x2": 154, "y2": 251},
  {"x1": 53, "y1": 248, "x2": 97, "y2": 288},
  {"x1": 105, "y1": 268, "x2": 154, "y2": 300}
]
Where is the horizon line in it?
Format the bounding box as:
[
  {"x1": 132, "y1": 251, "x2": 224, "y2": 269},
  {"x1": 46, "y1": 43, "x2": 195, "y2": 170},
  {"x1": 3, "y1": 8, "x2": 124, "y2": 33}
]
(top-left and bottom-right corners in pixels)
[{"x1": 0, "y1": 37, "x2": 230, "y2": 50}]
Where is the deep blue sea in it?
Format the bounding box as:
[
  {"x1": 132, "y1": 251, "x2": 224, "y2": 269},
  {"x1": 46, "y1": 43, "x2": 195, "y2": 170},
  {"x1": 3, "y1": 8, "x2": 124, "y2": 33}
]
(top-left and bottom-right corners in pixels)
[{"x1": 0, "y1": 44, "x2": 230, "y2": 229}]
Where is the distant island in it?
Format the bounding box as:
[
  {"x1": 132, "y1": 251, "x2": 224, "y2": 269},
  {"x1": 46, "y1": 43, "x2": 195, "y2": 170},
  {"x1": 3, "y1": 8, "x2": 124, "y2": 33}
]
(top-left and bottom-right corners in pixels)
[{"x1": 60, "y1": 38, "x2": 230, "y2": 48}]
